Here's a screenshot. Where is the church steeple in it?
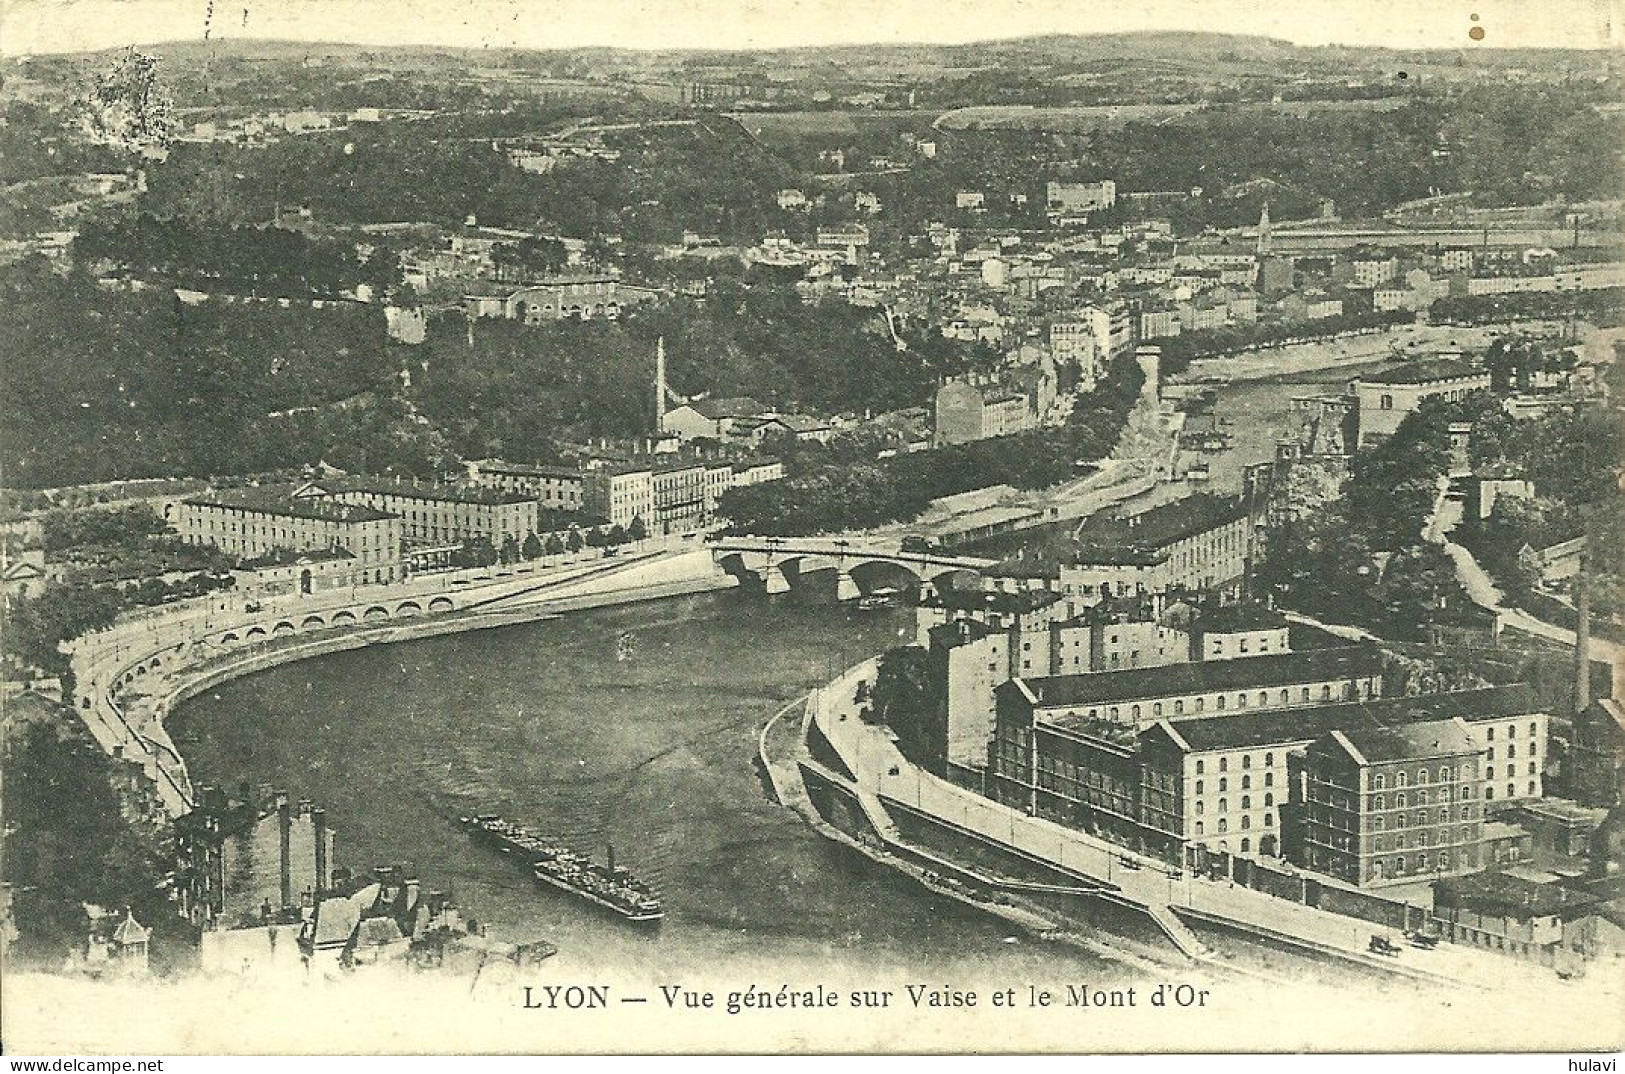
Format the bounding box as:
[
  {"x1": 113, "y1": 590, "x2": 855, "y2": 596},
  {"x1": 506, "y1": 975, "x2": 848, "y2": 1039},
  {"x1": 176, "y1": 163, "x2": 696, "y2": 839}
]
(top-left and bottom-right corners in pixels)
[{"x1": 1256, "y1": 201, "x2": 1272, "y2": 258}]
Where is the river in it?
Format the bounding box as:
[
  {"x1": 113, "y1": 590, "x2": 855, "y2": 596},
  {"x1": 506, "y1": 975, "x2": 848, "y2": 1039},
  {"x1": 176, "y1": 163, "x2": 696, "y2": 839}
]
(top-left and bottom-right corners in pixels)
[{"x1": 171, "y1": 590, "x2": 1127, "y2": 980}]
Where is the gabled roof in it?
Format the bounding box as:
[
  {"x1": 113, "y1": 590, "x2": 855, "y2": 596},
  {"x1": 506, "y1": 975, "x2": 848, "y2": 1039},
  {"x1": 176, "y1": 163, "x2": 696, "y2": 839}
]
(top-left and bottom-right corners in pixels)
[
  {"x1": 678, "y1": 397, "x2": 769, "y2": 421},
  {"x1": 1362, "y1": 358, "x2": 1486, "y2": 386},
  {"x1": 1145, "y1": 685, "x2": 1538, "y2": 754},
  {"x1": 111, "y1": 911, "x2": 150, "y2": 946},
  {"x1": 1014, "y1": 644, "x2": 1382, "y2": 710}
]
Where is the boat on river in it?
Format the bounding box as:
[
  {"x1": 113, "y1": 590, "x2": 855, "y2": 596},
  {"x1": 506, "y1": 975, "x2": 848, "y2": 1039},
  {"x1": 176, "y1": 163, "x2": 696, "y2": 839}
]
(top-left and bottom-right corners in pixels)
[
  {"x1": 460, "y1": 814, "x2": 665, "y2": 924},
  {"x1": 856, "y1": 587, "x2": 901, "y2": 611},
  {"x1": 532, "y1": 845, "x2": 665, "y2": 924}
]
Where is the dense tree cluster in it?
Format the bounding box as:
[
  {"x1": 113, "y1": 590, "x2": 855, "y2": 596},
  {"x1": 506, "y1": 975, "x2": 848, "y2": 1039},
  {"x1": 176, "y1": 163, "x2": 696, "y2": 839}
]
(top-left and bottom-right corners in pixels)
[
  {"x1": 74, "y1": 213, "x2": 404, "y2": 299},
  {"x1": 1431, "y1": 288, "x2": 1625, "y2": 328},
  {"x1": 139, "y1": 115, "x2": 797, "y2": 244},
  {"x1": 1154, "y1": 310, "x2": 1413, "y2": 375},
  {"x1": 1254, "y1": 394, "x2": 1484, "y2": 638},
  {"x1": 1257, "y1": 386, "x2": 1625, "y2": 640},
  {"x1": 1452, "y1": 402, "x2": 1624, "y2": 615},
  {"x1": 1, "y1": 711, "x2": 180, "y2": 970},
  {"x1": 717, "y1": 357, "x2": 1144, "y2": 535},
  {"x1": 0, "y1": 260, "x2": 442, "y2": 487},
  {"x1": 412, "y1": 281, "x2": 952, "y2": 458}
]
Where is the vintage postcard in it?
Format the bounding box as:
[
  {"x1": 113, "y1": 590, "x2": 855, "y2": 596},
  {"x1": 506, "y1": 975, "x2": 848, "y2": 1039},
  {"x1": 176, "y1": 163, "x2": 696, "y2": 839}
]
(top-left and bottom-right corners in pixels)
[{"x1": 1, "y1": 0, "x2": 1623, "y2": 1056}]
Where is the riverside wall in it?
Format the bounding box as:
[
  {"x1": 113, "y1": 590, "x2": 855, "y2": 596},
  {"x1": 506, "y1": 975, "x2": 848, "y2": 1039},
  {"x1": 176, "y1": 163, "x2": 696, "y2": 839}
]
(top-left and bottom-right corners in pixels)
[{"x1": 77, "y1": 550, "x2": 736, "y2": 818}]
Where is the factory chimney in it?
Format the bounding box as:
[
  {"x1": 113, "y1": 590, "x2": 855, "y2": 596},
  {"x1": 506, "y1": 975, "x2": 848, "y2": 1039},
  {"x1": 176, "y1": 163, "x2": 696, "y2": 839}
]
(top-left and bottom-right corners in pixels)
[
  {"x1": 1576, "y1": 539, "x2": 1592, "y2": 714},
  {"x1": 276, "y1": 791, "x2": 293, "y2": 912},
  {"x1": 655, "y1": 336, "x2": 668, "y2": 435}
]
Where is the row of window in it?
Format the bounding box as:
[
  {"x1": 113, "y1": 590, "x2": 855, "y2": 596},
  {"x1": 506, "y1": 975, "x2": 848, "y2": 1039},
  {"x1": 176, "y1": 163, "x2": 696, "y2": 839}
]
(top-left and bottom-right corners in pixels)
[
  {"x1": 1371, "y1": 762, "x2": 1479, "y2": 789},
  {"x1": 1193, "y1": 814, "x2": 1272, "y2": 836},
  {"x1": 1195, "y1": 751, "x2": 1277, "y2": 776},
  {"x1": 1371, "y1": 787, "x2": 1475, "y2": 809},
  {"x1": 1193, "y1": 793, "x2": 1275, "y2": 815},
  {"x1": 1195, "y1": 772, "x2": 1274, "y2": 795}
]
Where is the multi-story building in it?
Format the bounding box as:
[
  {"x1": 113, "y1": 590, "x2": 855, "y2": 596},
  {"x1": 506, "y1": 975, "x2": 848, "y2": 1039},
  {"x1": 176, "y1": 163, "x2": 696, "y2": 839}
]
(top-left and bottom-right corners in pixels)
[
  {"x1": 732, "y1": 458, "x2": 786, "y2": 487},
  {"x1": 914, "y1": 588, "x2": 1087, "y2": 647},
  {"x1": 661, "y1": 397, "x2": 770, "y2": 441},
  {"x1": 651, "y1": 462, "x2": 707, "y2": 534},
  {"x1": 1140, "y1": 685, "x2": 1542, "y2": 865},
  {"x1": 582, "y1": 465, "x2": 654, "y2": 530},
  {"x1": 994, "y1": 643, "x2": 1384, "y2": 737},
  {"x1": 173, "y1": 788, "x2": 335, "y2": 927},
  {"x1": 990, "y1": 680, "x2": 1542, "y2": 869},
  {"x1": 1058, "y1": 494, "x2": 1252, "y2": 599},
  {"x1": 703, "y1": 462, "x2": 735, "y2": 519},
  {"x1": 1348, "y1": 253, "x2": 1400, "y2": 287},
  {"x1": 1352, "y1": 358, "x2": 1492, "y2": 447},
  {"x1": 463, "y1": 275, "x2": 622, "y2": 322},
  {"x1": 933, "y1": 382, "x2": 1035, "y2": 446},
  {"x1": 466, "y1": 461, "x2": 585, "y2": 514},
  {"x1": 1440, "y1": 248, "x2": 1475, "y2": 273},
  {"x1": 1137, "y1": 307, "x2": 1182, "y2": 340},
  {"x1": 1046, "y1": 180, "x2": 1117, "y2": 215},
  {"x1": 174, "y1": 486, "x2": 403, "y2": 585},
  {"x1": 319, "y1": 479, "x2": 535, "y2": 549},
  {"x1": 1294, "y1": 718, "x2": 1485, "y2": 887},
  {"x1": 1185, "y1": 604, "x2": 1291, "y2": 661}
]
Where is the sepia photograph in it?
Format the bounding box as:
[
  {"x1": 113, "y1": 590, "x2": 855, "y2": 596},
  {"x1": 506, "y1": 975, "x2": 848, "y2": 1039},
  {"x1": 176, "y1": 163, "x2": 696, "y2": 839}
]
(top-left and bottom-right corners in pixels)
[{"x1": 0, "y1": 0, "x2": 1622, "y2": 1057}]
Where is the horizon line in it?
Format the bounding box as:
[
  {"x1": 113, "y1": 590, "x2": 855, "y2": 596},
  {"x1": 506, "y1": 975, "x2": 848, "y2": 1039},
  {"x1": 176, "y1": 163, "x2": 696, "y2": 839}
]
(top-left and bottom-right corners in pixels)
[{"x1": 11, "y1": 28, "x2": 1620, "y2": 60}]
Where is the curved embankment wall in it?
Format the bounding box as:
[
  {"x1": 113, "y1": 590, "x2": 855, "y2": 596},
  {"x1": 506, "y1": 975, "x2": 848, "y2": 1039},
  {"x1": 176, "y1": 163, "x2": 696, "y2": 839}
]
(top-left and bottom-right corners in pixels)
[{"x1": 90, "y1": 552, "x2": 735, "y2": 817}]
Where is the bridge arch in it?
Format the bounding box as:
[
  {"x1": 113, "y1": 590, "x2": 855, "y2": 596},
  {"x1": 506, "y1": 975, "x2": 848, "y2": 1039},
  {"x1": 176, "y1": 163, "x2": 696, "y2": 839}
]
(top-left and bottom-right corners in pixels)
[
  {"x1": 363, "y1": 606, "x2": 390, "y2": 621},
  {"x1": 428, "y1": 596, "x2": 454, "y2": 613},
  {"x1": 847, "y1": 558, "x2": 922, "y2": 596},
  {"x1": 396, "y1": 600, "x2": 423, "y2": 617},
  {"x1": 331, "y1": 610, "x2": 357, "y2": 625},
  {"x1": 272, "y1": 621, "x2": 296, "y2": 637},
  {"x1": 928, "y1": 567, "x2": 984, "y2": 592},
  {"x1": 301, "y1": 615, "x2": 326, "y2": 630},
  {"x1": 220, "y1": 632, "x2": 240, "y2": 645}
]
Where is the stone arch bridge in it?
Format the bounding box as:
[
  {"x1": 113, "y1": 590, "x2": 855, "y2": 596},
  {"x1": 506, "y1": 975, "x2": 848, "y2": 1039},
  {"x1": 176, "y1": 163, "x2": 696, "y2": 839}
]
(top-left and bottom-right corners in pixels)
[{"x1": 709, "y1": 537, "x2": 995, "y2": 600}]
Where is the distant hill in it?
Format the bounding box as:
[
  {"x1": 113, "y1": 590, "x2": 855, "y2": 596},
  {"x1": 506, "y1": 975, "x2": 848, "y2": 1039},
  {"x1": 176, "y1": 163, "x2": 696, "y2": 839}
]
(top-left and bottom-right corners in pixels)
[{"x1": 17, "y1": 29, "x2": 1614, "y2": 74}]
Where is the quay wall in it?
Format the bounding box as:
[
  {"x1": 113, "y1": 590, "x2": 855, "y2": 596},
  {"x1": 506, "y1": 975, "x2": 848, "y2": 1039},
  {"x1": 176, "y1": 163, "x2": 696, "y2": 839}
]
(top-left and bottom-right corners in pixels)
[{"x1": 80, "y1": 551, "x2": 735, "y2": 818}]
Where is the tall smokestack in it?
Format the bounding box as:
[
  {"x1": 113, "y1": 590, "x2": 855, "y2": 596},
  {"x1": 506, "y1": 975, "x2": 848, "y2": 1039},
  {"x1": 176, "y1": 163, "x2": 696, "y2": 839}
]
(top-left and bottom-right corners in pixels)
[
  {"x1": 313, "y1": 808, "x2": 328, "y2": 898},
  {"x1": 277, "y1": 792, "x2": 292, "y2": 911},
  {"x1": 655, "y1": 336, "x2": 667, "y2": 435},
  {"x1": 1576, "y1": 540, "x2": 1592, "y2": 714}
]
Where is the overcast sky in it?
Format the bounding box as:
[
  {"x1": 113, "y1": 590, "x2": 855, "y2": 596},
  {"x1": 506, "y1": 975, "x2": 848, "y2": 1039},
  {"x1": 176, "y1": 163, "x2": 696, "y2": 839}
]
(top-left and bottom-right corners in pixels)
[{"x1": 4, "y1": 0, "x2": 1619, "y2": 56}]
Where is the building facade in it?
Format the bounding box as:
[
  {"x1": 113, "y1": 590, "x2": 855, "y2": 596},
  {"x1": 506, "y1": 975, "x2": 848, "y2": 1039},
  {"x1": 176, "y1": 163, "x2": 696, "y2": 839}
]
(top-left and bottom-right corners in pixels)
[
  {"x1": 467, "y1": 461, "x2": 586, "y2": 514},
  {"x1": 174, "y1": 487, "x2": 403, "y2": 584},
  {"x1": 1352, "y1": 359, "x2": 1492, "y2": 448},
  {"x1": 317, "y1": 480, "x2": 536, "y2": 549},
  {"x1": 582, "y1": 466, "x2": 655, "y2": 530},
  {"x1": 1294, "y1": 719, "x2": 1485, "y2": 887}
]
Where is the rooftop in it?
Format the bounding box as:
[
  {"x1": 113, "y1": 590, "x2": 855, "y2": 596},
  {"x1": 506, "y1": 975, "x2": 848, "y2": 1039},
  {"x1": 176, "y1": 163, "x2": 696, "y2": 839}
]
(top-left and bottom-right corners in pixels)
[
  {"x1": 1011, "y1": 643, "x2": 1384, "y2": 711},
  {"x1": 474, "y1": 460, "x2": 584, "y2": 481},
  {"x1": 921, "y1": 588, "x2": 1063, "y2": 614},
  {"x1": 1145, "y1": 685, "x2": 1540, "y2": 754},
  {"x1": 321, "y1": 478, "x2": 536, "y2": 507},
  {"x1": 1435, "y1": 870, "x2": 1600, "y2": 920},
  {"x1": 1194, "y1": 603, "x2": 1288, "y2": 634},
  {"x1": 1330, "y1": 718, "x2": 1480, "y2": 764},
  {"x1": 186, "y1": 486, "x2": 396, "y2": 524},
  {"x1": 1069, "y1": 494, "x2": 1247, "y2": 565},
  {"x1": 1362, "y1": 358, "x2": 1486, "y2": 385},
  {"x1": 678, "y1": 396, "x2": 769, "y2": 421}
]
